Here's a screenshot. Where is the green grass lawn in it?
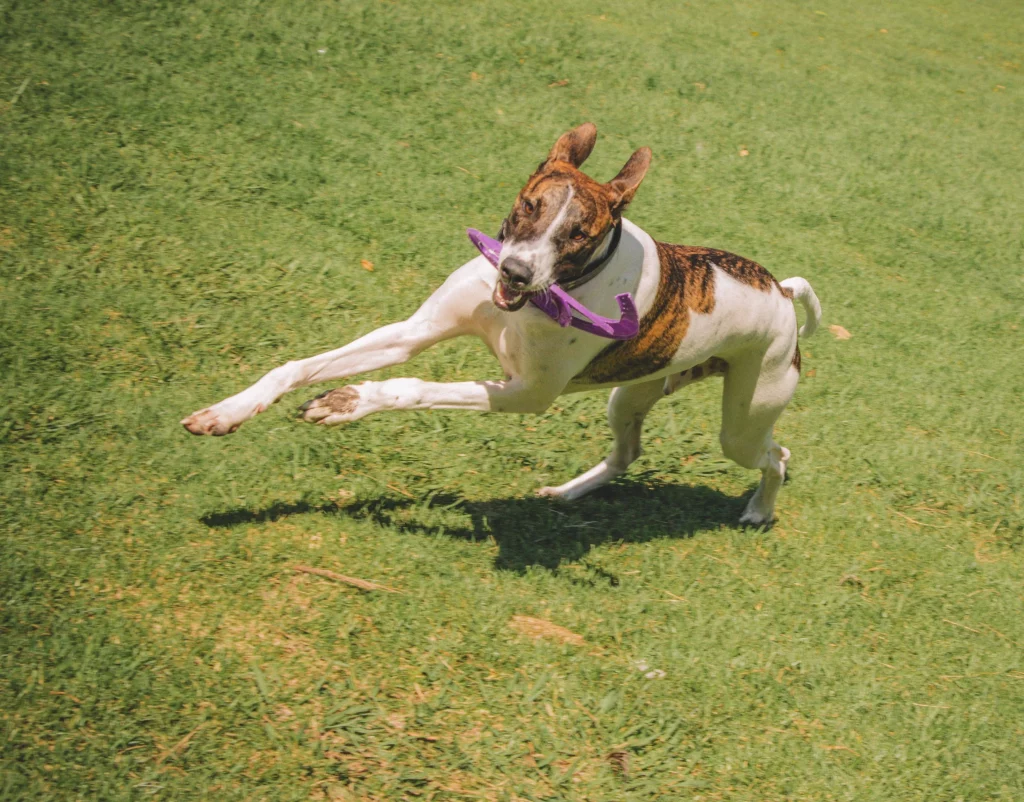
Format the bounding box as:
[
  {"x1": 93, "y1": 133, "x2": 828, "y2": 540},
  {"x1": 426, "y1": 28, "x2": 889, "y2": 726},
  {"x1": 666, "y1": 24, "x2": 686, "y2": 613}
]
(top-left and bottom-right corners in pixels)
[{"x1": 2, "y1": 0, "x2": 1022, "y2": 799}]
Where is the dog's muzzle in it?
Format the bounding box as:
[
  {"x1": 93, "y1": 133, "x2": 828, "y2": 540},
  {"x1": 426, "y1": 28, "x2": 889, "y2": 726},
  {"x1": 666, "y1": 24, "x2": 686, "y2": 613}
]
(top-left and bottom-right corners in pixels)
[{"x1": 493, "y1": 256, "x2": 535, "y2": 312}]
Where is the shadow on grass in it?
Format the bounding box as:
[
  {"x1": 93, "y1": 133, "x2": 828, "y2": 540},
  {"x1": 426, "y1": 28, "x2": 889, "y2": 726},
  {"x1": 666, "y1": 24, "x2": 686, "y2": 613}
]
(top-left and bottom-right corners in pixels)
[{"x1": 201, "y1": 479, "x2": 749, "y2": 573}]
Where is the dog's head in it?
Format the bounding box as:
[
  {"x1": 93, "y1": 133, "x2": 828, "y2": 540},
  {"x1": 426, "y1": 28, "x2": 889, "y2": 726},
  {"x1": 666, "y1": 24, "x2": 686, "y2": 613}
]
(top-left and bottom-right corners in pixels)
[{"x1": 493, "y1": 123, "x2": 651, "y2": 311}]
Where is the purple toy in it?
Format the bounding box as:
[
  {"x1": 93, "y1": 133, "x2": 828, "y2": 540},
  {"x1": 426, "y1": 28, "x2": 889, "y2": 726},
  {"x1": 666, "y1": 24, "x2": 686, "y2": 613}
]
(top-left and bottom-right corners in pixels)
[{"x1": 467, "y1": 228, "x2": 639, "y2": 341}]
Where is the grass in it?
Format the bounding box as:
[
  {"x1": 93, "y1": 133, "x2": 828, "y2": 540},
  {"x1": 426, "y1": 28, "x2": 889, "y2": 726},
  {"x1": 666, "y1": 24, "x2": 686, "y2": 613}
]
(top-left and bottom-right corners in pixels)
[{"x1": 1, "y1": 0, "x2": 1022, "y2": 799}]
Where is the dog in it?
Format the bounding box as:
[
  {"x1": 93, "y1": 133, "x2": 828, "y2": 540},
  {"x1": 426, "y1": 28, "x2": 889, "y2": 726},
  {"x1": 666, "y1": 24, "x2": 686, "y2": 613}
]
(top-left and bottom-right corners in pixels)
[{"x1": 182, "y1": 123, "x2": 821, "y2": 524}]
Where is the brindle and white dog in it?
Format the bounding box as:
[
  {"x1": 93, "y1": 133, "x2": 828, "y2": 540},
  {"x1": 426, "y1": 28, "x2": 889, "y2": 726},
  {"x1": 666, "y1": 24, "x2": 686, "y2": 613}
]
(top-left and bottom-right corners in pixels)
[{"x1": 182, "y1": 124, "x2": 821, "y2": 524}]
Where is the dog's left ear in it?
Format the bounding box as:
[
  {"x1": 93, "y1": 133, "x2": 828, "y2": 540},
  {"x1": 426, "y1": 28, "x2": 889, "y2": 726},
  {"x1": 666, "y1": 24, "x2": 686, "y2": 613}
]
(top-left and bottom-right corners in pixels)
[{"x1": 605, "y1": 147, "x2": 652, "y2": 217}]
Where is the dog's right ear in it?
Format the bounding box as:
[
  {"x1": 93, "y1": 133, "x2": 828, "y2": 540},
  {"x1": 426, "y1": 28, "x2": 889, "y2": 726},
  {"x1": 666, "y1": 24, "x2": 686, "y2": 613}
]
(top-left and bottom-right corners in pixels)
[{"x1": 546, "y1": 123, "x2": 598, "y2": 168}]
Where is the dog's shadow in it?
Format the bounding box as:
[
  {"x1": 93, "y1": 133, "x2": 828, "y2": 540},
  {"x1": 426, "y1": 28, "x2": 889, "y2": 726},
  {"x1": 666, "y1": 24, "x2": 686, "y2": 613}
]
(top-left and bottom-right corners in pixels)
[{"x1": 202, "y1": 478, "x2": 750, "y2": 574}]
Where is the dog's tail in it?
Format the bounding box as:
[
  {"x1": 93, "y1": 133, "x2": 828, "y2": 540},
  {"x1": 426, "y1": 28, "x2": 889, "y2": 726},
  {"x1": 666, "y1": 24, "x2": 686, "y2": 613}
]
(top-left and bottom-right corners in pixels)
[{"x1": 779, "y1": 277, "x2": 821, "y2": 338}]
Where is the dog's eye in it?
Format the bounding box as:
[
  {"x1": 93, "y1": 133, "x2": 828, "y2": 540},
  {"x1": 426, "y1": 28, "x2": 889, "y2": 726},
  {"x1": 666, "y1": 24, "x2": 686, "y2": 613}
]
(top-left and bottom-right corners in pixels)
[
  {"x1": 570, "y1": 228, "x2": 587, "y2": 242},
  {"x1": 521, "y1": 199, "x2": 535, "y2": 215}
]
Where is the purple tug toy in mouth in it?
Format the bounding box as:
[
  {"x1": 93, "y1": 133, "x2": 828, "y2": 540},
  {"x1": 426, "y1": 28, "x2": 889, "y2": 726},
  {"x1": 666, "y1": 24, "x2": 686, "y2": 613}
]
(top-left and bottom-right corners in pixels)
[{"x1": 468, "y1": 228, "x2": 640, "y2": 341}]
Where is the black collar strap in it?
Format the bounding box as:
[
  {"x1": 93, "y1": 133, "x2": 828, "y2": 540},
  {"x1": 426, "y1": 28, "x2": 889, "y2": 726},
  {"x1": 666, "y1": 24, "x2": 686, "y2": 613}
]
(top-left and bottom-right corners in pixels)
[{"x1": 557, "y1": 221, "x2": 624, "y2": 291}]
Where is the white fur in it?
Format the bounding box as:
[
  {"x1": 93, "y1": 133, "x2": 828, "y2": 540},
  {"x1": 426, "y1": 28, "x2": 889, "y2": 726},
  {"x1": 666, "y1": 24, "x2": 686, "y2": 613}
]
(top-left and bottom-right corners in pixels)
[
  {"x1": 779, "y1": 276, "x2": 822, "y2": 337},
  {"x1": 183, "y1": 219, "x2": 819, "y2": 524}
]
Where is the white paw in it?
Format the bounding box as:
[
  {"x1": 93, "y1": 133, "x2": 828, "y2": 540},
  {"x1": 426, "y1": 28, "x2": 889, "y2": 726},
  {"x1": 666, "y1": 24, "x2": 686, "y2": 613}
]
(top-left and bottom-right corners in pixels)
[
  {"x1": 739, "y1": 511, "x2": 770, "y2": 526},
  {"x1": 739, "y1": 501, "x2": 774, "y2": 527},
  {"x1": 181, "y1": 399, "x2": 263, "y2": 436},
  {"x1": 536, "y1": 485, "x2": 574, "y2": 500},
  {"x1": 300, "y1": 386, "x2": 364, "y2": 425}
]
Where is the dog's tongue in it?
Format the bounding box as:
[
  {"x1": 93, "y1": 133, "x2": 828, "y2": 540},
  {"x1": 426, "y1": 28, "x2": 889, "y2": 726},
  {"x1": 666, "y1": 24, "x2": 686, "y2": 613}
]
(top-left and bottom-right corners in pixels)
[{"x1": 493, "y1": 281, "x2": 529, "y2": 312}]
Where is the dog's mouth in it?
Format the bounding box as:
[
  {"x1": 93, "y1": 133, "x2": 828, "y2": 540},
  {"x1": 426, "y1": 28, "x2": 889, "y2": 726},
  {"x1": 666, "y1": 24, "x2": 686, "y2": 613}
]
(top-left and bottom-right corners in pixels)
[{"x1": 492, "y1": 280, "x2": 536, "y2": 312}]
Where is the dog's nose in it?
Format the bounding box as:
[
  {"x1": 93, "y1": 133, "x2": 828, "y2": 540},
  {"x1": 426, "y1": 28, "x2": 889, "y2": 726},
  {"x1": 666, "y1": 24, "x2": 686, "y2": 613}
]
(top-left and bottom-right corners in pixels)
[{"x1": 499, "y1": 257, "x2": 533, "y2": 290}]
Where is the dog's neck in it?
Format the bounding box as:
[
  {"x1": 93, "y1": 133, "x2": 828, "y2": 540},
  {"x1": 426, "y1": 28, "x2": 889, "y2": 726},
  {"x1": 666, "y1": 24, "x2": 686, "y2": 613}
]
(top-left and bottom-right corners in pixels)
[{"x1": 557, "y1": 221, "x2": 624, "y2": 292}]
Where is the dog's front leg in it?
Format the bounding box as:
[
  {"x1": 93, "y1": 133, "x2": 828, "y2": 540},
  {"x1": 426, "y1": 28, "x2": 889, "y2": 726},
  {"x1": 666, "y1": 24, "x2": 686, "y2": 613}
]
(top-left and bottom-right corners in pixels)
[
  {"x1": 180, "y1": 320, "x2": 456, "y2": 435},
  {"x1": 181, "y1": 265, "x2": 491, "y2": 436},
  {"x1": 300, "y1": 377, "x2": 557, "y2": 425}
]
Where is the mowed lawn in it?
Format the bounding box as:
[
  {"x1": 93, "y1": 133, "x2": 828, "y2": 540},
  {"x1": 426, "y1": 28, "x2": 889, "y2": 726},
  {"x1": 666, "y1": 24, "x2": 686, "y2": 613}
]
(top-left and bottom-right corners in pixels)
[{"x1": 1, "y1": 0, "x2": 1022, "y2": 799}]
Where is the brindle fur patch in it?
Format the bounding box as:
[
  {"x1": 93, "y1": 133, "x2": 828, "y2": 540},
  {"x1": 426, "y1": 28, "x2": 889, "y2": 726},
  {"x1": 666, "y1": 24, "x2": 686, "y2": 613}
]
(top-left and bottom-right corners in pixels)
[
  {"x1": 701, "y1": 247, "x2": 786, "y2": 294},
  {"x1": 573, "y1": 242, "x2": 715, "y2": 385},
  {"x1": 574, "y1": 243, "x2": 785, "y2": 386}
]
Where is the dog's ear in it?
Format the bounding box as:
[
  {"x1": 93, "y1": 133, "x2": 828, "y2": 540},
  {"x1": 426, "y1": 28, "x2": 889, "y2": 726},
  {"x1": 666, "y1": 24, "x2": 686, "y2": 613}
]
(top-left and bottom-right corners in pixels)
[
  {"x1": 546, "y1": 123, "x2": 598, "y2": 168},
  {"x1": 605, "y1": 147, "x2": 651, "y2": 217}
]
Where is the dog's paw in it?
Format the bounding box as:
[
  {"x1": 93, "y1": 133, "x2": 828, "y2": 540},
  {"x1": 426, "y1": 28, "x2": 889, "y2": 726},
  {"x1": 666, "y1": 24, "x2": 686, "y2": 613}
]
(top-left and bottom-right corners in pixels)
[
  {"x1": 739, "y1": 504, "x2": 775, "y2": 528},
  {"x1": 536, "y1": 485, "x2": 580, "y2": 502},
  {"x1": 300, "y1": 386, "x2": 363, "y2": 425},
  {"x1": 181, "y1": 400, "x2": 262, "y2": 436}
]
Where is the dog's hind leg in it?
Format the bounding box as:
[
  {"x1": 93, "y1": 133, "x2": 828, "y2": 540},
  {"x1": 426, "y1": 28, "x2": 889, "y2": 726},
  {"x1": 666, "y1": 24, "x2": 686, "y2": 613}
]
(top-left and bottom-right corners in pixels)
[
  {"x1": 662, "y1": 356, "x2": 728, "y2": 396},
  {"x1": 717, "y1": 350, "x2": 800, "y2": 526},
  {"x1": 537, "y1": 378, "x2": 665, "y2": 501}
]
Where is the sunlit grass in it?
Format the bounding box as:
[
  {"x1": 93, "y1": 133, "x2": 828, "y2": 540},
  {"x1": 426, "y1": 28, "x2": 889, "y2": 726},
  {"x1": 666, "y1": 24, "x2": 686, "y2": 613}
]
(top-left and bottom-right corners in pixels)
[{"x1": 1, "y1": 0, "x2": 1022, "y2": 799}]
